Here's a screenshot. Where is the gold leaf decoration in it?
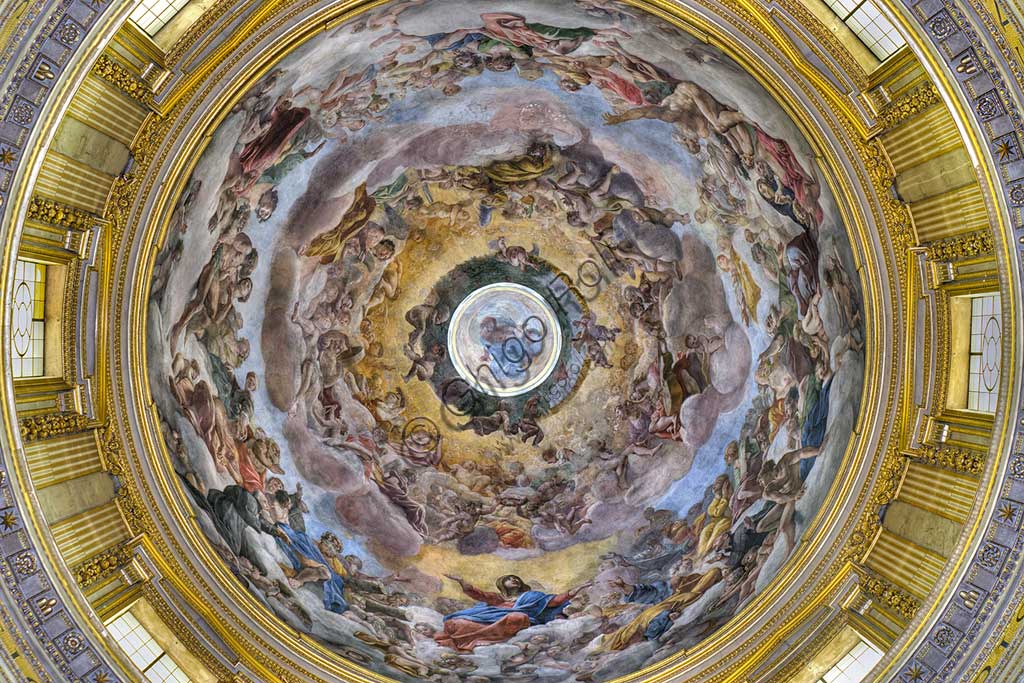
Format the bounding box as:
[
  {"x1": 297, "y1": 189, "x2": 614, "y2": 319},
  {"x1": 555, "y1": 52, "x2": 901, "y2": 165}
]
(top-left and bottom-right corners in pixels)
[
  {"x1": 26, "y1": 195, "x2": 97, "y2": 231},
  {"x1": 861, "y1": 573, "x2": 921, "y2": 620},
  {"x1": 91, "y1": 54, "x2": 152, "y2": 104},
  {"x1": 877, "y1": 83, "x2": 942, "y2": 131},
  {"x1": 912, "y1": 444, "x2": 985, "y2": 475},
  {"x1": 72, "y1": 539, "x2": 138, "y2": 587},
  {"x1": 19, "y1": 412, "x2": 90, "y2": 442},
  {"x1": 925, "y1": 229, "x2": 995, "y2": 262}
]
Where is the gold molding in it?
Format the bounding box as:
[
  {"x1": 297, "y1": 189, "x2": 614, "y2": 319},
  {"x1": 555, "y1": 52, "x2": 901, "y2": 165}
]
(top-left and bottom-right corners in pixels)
[
  {"x1": 841, "y1": 448, "x2": 905, "y2": 567},
  {"x1": 909, "y1": 444, "x2": 985, "y2": 475},
  {"x1": 99, "y1": 420, "x2": 153, "y2": 536},
  {"x1": 60, "y1": 256, "x2": 82, "y2": 388},
  {"x1": 770, "y1": 0, "x2": 870, "y2": 90},
  {"x1": 765, "y1": 611, "x2": 849, "y2": 683},
  {"x1": 861, "y1": 138, "x2": 916, "y2": 271},
  {"x1": 18, "y1": 411, "x2": 89, "y2": 442},
  {"x1": 140, "y1": 583, "x2": 243, "y2": 683},
  {"x1": 6, "y1": 0, "x2": 1012, "y2": 679},
  {"x1": 26, "y1": 195, "x2": 98, "y2": 232},
  {"x1": 925, "y1": 228, "x2": 996, "y2": 262},
  {"x1": 860, "y1": 571, "x2": 921, "y2": 621},
  {"x1": 876, "y1": 83, "x2": 942, "y2": 132},
  {"x1": 91, "y1": 53, "x2": 153, "y2": 104},
  {"x1": 72, "y1": 537, "x2": 139, "y2": 587},
  {"x1": 164, "y1": 0, "x2": 237, "y2": 67}
]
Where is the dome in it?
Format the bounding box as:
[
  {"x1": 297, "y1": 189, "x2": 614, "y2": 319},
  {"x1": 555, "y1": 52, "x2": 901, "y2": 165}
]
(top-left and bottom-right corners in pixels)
[
  {"x1": 1, "y1": 0, "x2": 1023, "y2": 682},
  {"x1": 147, "y1": 5, "x2": 863, "y2": 678}
]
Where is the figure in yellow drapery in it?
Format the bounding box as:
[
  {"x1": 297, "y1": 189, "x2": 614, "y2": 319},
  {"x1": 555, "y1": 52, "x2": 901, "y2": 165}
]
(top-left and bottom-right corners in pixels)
[
  {"x1": 483, "y1": 143, "x2": 554, "y2": 185},
  {"x1": 601, "y1": 567, "x2": 723, "y2": 651},
  {"x1": 735, "y1": 257, "x2": 762, "y2": 322},
  {"x1": 696, "y1": 474, "x2": 733, "y2": 556},
  {"x1": 302, "y1": 183, "x2": 377, "y2": 264},
  {"x1": 716, "y1": 239, "x2": 762, "y2": 325}
]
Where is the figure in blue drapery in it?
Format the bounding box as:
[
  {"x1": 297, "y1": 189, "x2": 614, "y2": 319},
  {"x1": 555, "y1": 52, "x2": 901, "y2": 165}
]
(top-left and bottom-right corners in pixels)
[
  {"x1": 799, "y1": 375, "x2": 832, "y2": 480},
  {"x1": 643, "y1": 609, "x2": 675, "y2": 640},
  {"x1": 445, "y1": 589, "x2": 568, "y2": 625},
  {"x1": 617, "y1": 579, "x2": 671, "y2": 605},
  {"x1": 435, "y1": 574, "x2": 586, "y2": 651},
  {"x1": 274, "y1": 524, "x2": 348, "y2": 614}
]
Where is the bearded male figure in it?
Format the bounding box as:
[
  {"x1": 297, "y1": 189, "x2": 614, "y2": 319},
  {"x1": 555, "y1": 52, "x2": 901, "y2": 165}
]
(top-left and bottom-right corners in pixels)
[{"x1": 434, "y1": 574, "x2": 587, "y2": 651}]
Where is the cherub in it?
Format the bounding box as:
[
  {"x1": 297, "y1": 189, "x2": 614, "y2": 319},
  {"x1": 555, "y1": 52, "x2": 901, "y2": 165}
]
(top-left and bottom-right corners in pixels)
[
  {"x1": 405, "y1": 292, "x2": 451, "y2": 355},
  {"x1": 489, "y1": 236, "x2": 539, "y2": 271},
  {"x1": 458, "y1": 401, "x2": 515, "y2": 437},
  {"x1": 170, "y1": 234, "x2": 256, "y2": 351},
  {"x1": 404, "y1": 342, "x2": 446, "y2": 382},
  {"x1": 750, "y1": 439, "x2": 827, "y2": 551},
  {"x1": 572, "y1": 312, "x2": 620, "y2": 368},
  {"x1": 515, "y1": 396, "x2": 544, "y2": 446}
]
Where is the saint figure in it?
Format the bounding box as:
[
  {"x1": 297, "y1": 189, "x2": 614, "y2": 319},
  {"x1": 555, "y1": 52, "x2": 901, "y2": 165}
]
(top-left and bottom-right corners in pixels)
[{"x1": 434, "y1": 574, "x2": 582, "y2": 651}]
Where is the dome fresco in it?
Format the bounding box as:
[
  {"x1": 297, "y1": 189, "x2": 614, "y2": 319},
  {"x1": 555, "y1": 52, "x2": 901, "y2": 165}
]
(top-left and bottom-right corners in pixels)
[{"x1": 147, "y1": 1, "x2": 865, "y2": 680}]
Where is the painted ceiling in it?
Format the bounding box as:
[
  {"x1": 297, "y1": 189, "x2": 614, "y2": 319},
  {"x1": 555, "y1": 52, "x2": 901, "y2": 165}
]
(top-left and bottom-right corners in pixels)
[{"x1": 146, "y1": 1, "x2": 865, "y2": 680}]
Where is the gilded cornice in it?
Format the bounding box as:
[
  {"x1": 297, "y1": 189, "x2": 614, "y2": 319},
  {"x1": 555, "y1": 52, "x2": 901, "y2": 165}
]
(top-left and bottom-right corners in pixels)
[
  {"x1": 841, "y1": 513, "x2": 881, "y2": 565},
  {"x1": 924, "y1": 228, "x2": 995, "y2": 262},
  {"x1": 72, "y1": 538, "x2": 138, "y2": 588},
  {"x1": 764, "y1": 611, "x2": 847, "y2": 683},
  {"x1": 685, "y1": 0, "x2": 870, "y2": 135},
  {"x1": 861, "y1": 572, "x2": 922, "y2": 620},
  {"x1": 60, "y1": 254, "x2": 82, "y2": 388},
  {"x1": 140, "y1": 583, "x2": 243, "y2": 683},
  {"x1": 861, "y1": 137, "x2": 916, "y2": 273},
  {"x1": 91, "y1": 53, "x2": 153, "y2": 104},
  {"x1": 769, "y1": 0, "x2": 870, "y2": 90},
  {"x1": 873, "y1": 447, "x2": 909, "y2": 506},
  {"x1": 26, "y1": 195, "x2": 97, "y2": 231},
  {"x1": 839, "y1": 447, "x2": 905, "y2": 567},
  {"x1": 971, "y1": 0, "x2": 1024, "y2": 98},
  {"x1": 106, "y1": 174, "x2": 138, "y2": 248},
  {"x1": 99, "y1": 420, "x2": 152, "y2": 536},
  {"x1": 105, "y1": 115, "x2": 170, "y2": 246},
  {"x1": 876, "y1": 82, "x2": 941, "y2": 131},
  {"x1": 164, "y1": 0, "x2": 237, "y2": 67},
  {"x1": 910, "y1": 444, "x2": 985, "y2": 475},
  {"x1": 18, "y1": 411, "x2": 89, "y2": 442}
]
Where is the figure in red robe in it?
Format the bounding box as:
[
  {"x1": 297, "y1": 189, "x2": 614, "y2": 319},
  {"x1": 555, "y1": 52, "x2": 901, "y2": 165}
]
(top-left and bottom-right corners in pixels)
[
  {"x1": 753, "y1": 125, "x2": 823, "y2": 227},
  {"x1": 434, "y1": 574, "x2": 586, "y2": 651},
  {"x1": 235, "y1": 98, "x2": 311, "y2": 194},
  {"x1": 432, "y1": 12, "x2": 628, "y2": 56}
]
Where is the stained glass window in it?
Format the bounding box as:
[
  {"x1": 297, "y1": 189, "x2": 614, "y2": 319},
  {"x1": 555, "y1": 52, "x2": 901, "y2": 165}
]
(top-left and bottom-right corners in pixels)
[
  {"x1": 106, "y1": 612, "x2": 192, "y2": 683},
  {"x1": 822, "y1": 0, "x2": 907, "y2": 60},
  {"x1": 968, "y1": 294, "x2": 1001, "y2": 413},
  {"x1": 129, "y1": 0, "x2": 191, "y2": 36},
  {"x1": 816, "y1": 639, "x2": 883, "y2": 683},
  {"x1": 12, "y1": 260, "x2": 46, "y2": 378}
]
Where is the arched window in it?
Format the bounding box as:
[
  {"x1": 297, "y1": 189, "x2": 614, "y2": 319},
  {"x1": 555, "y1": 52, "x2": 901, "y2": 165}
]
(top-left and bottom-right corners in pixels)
[
  {"x1": 822, "y1": 0, "x2": 907, "y2": 60},
  {"x1": 967, "y1": 293, "x2": 1001, "y2": 413},
  {"x1": 129, "y1": 0, "x2": 191, "y2": 36},
  {"x1": 816, "y1": 638, "x2": 883, "y2": 683},
  {"x1": 105, "y1": 610, "x2": 192, "y2": 683},
  {"x1": 11, "y1": 259, "x2": 47, "y2": 378}
]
